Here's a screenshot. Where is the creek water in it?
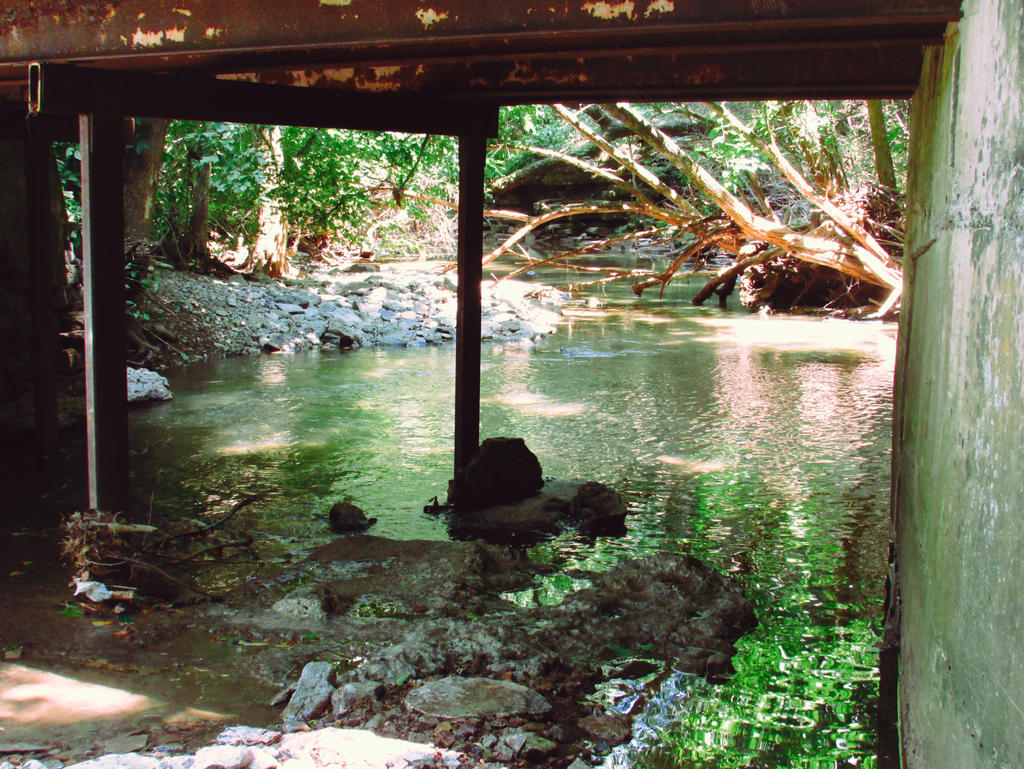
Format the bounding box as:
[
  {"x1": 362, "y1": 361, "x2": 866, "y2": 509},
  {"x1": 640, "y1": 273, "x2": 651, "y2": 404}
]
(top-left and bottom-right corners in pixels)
[{"x1": 130, "y1": 272, "x2": 897, "y2": 768}]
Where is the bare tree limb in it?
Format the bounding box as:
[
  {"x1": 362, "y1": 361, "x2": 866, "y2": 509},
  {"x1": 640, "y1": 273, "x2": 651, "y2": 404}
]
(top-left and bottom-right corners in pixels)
[
  {"x1": 706, "y1": 102, "x2": 902, "y2": 284},
  {"x1": 553, "y1": 104, "x2": 703, "y2": 220},
  {"x1": 602, "y1": 103, "x2": 901, "y2": 291}
]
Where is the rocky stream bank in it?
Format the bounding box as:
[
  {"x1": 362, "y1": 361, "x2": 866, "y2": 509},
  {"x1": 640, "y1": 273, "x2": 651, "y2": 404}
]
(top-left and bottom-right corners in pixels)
[
  {"x1": 1, "y1": 264, "x2": 760, "y2": 768},
  {"x1": 128, "y1": 262, "x2": 565, "y2": 397},
  {"x1": 2, "y1": 440, "x2": 757, "y2": 769}
]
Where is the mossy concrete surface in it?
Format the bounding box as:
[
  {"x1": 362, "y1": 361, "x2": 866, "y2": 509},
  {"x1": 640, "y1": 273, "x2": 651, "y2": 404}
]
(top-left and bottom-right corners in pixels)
[{"x1": 897, "y1": 0, "x2": 1024, "y2": 766}]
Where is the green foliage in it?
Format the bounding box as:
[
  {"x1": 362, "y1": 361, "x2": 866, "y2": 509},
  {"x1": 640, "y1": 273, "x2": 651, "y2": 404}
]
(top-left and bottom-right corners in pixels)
[
  {"x1": 53, "y1": 142, "x2": 82, "y2": 250},
  {"x1": 277, "y1": 126, "x2": 457, "y2": 243},
  {"x1": 488, "y1": 104, "x2": 574, "y2": 183},
  {"x1": 152, "y1": 121, "x2": 458, "y2": 259},
  {"x1": 155, "y1": 121, "x2": 265, "y2": 250}
]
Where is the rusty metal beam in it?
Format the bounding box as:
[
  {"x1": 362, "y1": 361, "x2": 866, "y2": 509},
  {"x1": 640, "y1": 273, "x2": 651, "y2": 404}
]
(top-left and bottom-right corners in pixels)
[
  {"x1": 237, "y1": 38, "x2": 938, "y2": 103},
  {"x1": 28, "y1": 63, "x2": 498, "y2": 136},
  {"x1": 454, "y1": 132, "x2": 488, "y2": 473},
  {"x1": 0, "y1": 0, "x2": 962, "y2": 73},
  {"x1": 80, "y1": 108, "x2": 130, "y2": 513}
]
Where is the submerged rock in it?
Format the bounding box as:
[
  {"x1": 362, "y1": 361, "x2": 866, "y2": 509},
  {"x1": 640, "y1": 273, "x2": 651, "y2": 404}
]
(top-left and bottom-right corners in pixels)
[
  {"x1": 404, "y1": 676, "x2": 551, "y2": 719},
  {"x1": 567, "y1": 481, "x2": 629, "y2": 534},
  {"x1": 329, "y1": 502, "x2": 377, "y2": 534},
  {"x1": 578, "y1": 712, "x2": 632, "y2": 746}
]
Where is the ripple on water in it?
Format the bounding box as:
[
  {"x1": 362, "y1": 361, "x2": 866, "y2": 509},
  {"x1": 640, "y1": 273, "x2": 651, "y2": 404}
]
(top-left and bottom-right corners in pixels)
[{"x1": 130, "y1": 282, "x2": 895, "y2": 768}]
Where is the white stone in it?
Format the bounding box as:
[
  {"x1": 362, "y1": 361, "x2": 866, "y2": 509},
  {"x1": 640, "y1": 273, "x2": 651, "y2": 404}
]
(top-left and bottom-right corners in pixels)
[{"x1": 126, "y1": 367, "x2": 172, "y2": 402}]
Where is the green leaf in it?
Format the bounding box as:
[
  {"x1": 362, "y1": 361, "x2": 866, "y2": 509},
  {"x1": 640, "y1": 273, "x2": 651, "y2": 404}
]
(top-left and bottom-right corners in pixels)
[{"x1": 59, "y1": 603, "x2": 85, "y2": 617}]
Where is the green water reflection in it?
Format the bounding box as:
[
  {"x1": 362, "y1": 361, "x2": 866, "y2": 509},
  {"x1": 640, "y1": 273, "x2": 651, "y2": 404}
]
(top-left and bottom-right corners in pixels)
[{"x1": 130, "y1": 277, "x2": 896, "y2": 767}]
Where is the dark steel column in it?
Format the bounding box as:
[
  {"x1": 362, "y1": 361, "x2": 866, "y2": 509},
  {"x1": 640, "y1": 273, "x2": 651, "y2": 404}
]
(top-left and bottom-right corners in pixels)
[
  {"x1": 454, "y1": 132, "x2": 487, "y2": 472},
  {"x1": 24, "y1": 132, "x2": 59, "y2": 460},
  {"x1": 80, "y1": 111, "x2": 130, "y2": 512}
]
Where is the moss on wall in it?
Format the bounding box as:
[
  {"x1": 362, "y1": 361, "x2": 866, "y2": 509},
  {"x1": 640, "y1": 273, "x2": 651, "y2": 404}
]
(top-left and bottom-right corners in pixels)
[{"x1": 897, "y1": 1, "x2": 1024, "y2": 766}]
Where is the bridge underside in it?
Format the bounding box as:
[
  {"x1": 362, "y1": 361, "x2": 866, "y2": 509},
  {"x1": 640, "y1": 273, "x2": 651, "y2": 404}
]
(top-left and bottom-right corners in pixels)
[
  {"x1": 1, "y1": 1, "x2": 959, "y2": 104},
  {"x1": 0, "y1": 0, "x2": 960, "y2": 511}
]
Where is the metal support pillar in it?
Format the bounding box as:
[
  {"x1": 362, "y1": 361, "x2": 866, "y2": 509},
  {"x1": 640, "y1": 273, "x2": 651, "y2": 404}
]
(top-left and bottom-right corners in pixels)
[
  {"x1": 24, "y1": 130, "x2": 59, "y2": 460},
  {"x1": 80, "y1": 111, "x2": 130, "y2": 512},
  {"x1": 454, "y1": 132, "x2": 487, "y2": 472}
]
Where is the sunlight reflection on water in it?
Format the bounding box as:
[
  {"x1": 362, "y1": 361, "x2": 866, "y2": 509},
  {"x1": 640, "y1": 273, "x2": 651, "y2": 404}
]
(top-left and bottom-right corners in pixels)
[{"x1": 130, "y1": 277, "x2": 895, "y2": 768}]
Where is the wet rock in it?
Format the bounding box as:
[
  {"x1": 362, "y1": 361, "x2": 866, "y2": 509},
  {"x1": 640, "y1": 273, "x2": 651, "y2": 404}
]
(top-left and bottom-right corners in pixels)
[
  {"x1": 276, "y1": 728, "x2": 463, "y2": 769},
  {"x1": 126, "y1": 367, "x2": 172, "y2": 402},
  {"x1": 404, "y1": 676, "x2": 551, "y2": 719},
  {"x1": 705, "y1": 651, "x2": 735, "y2": 681},
  {"x1": 568, "y1": 481, "x2": 628, "y2": 534},
  {"x1": 191, "y1": 746, "x2": 252, "y2": 769},
  {"x1": 520, "y1": 732, "x2": 558, "y2": 760},
  {"x1": 357, "y1": 642, "x2": 442, "y2": 686},
  {"x1": 271, "y1": 588, "x2": 327, "y2": 623},
  {"x1": 448, "y1": 478, "x2": 633, "y2": 540},
  {"x1": 261, "y1": 335, "x2": 285, "y2": 353},
  {"x1": 331, "y1": 682, "x2": 380, "y2": 717},
  {"x1": 64, "y1": 756, "x2": 161, "y2": 769},
  {"x1": 447, "y1": 493, "x2": 564, "y2": 539},
  {"x1": 448, "y1": 437, "x2": 543, "y2": 511},
  {"x1": 492, "y1": 731, "x2": 527, "y2": 762},
  {"x1": 578, "y1": 712, "x2": 632, "y2": 746},
  {"x1": 328, "y1": 502, "x2": 377, "y2": 534},
  {"x1": 314, "y1": 535, "x2": 543, "y2": 618},
  {"x1": 282, "y1": 661, "x2": 336, "y2": 723},
  {"x1": 216, "y1": 728, "x2": 281, "y2": 747}
]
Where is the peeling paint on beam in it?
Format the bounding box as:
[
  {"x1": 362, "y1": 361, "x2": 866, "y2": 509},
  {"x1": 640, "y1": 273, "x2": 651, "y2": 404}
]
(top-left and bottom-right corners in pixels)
[
  {"x1": 0, "y1": 0, "x2": 962, "y2": 68},
  {"x1": 234, "y1": 41, "x2": 932, "y2": 101}
]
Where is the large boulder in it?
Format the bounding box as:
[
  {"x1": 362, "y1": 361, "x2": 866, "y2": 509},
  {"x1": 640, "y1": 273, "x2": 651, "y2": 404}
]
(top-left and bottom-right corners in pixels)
[{"x1": 448, "y1": 437, "x2": 543, "y2": 512}]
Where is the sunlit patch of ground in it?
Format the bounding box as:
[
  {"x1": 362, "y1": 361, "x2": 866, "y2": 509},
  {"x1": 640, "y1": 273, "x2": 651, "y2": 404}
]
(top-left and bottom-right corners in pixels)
[
  {"x1": 0, "y1": 662, "x2": 246, "y2": 759},
  {"x1": 0, "y1": 663, "x2": 154, "y2": 726}
]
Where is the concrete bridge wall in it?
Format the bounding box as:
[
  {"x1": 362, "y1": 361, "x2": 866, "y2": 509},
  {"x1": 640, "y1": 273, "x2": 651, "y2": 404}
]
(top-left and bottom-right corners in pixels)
[{"x1": 897, "y1": 0, "x2": 1024, "y2": 766}]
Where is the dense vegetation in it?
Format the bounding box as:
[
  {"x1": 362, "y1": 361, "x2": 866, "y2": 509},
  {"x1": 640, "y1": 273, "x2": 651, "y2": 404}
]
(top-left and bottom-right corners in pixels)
[{"x1": 57, "y1": 99, "x2": 908, "y2": 314}]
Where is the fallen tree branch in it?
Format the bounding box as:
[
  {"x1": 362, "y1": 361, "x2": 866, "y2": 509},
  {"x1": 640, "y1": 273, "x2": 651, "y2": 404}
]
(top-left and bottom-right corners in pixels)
[
  {"x1": 553, "y1": 104, "x2": 703, "y2": 220},
  {"x1": 692, "y1": 247, "x2": 781, "y2": 305},
  {"x1": 602, "y1": 103, "x2": 901, "y2": 290},
  {"x1": 160, "y1": 494, "x2": 260, "y2": 546},
  {"x1": 482, "y1": 202, "x2": 687, "y2": 267},
  {"x1": 706, "y1": 102, "x2": 902, "y2": 286},
  {"x1": 496, "y1": 226, "x2": 679, "y2": 283}
]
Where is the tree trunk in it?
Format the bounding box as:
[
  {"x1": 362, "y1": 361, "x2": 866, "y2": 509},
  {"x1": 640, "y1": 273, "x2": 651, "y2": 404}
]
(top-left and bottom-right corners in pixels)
[
  {"x1": 185, "y1": 155, "x2": 211, "y2": 264},
  {"x1": 123, "y1": 118, "x2": 169, "y2": 242},
  {"x1": 867, "y1": 100, "x2": 898, "y2": 190},
  {"x1": 248, "y1": 125, "x2": 290, "y2": 278}
]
